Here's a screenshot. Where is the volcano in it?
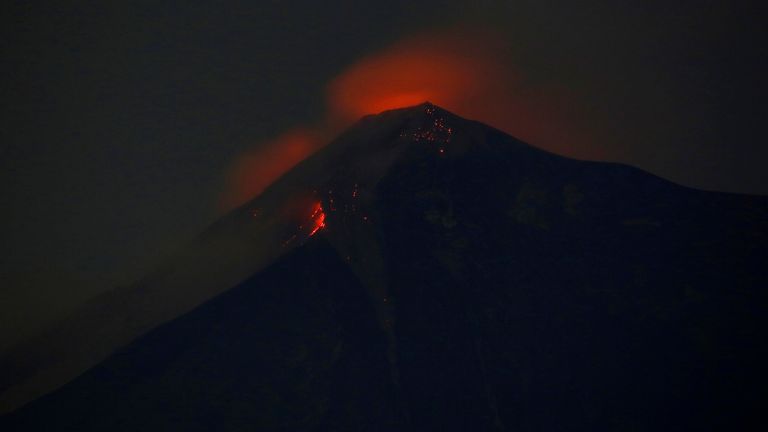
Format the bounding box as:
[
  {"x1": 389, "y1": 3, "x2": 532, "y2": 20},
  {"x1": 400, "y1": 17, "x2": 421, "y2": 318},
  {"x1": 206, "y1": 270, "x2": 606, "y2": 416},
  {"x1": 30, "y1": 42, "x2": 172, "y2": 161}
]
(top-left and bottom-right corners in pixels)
[{"x1": 2, "y1": 104, "x2": 767, "y2": 431}]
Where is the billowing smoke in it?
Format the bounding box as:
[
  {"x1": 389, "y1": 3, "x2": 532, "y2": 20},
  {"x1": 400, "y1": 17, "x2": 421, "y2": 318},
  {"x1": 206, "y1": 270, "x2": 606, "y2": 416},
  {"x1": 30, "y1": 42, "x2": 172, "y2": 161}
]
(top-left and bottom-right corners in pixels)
[
  {"x1": 222, "y1": 29, "x2": 598, "y2": 211},
  {"x1": 219, "y1": 128, "x2": 324, "y2": 211},
  {"x1": 326, "y1": 32, "x2": 506, "y2": 123}
]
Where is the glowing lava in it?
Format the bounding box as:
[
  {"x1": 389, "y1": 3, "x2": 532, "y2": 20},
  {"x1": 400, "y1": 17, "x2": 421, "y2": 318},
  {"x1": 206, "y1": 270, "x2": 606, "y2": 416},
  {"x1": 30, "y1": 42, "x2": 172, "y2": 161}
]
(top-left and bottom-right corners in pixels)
[{"x1": 308, "y1": 201, "x2": 326, "y2": 237}]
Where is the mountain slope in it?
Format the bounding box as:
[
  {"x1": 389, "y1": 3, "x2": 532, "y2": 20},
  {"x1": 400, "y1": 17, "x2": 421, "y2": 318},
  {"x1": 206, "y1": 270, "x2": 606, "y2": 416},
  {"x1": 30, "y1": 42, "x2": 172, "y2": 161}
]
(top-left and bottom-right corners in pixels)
[
  {"x1": 3, "y1": 104, "x2": 767, "y2": 430},
  {"x1": 0, "y1": 103, "x2": 431, "y2": 414}
]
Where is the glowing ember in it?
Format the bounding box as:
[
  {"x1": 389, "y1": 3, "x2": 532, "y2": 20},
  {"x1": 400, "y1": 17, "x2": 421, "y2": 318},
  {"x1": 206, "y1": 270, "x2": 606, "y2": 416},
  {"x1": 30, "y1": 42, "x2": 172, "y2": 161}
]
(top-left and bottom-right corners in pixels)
[
  {"x1": 308, "y1": 201, "x2": 326, "y2": 237},
  {"x1": 409, "y1": 106, "x2": 454, "y2": 154}
]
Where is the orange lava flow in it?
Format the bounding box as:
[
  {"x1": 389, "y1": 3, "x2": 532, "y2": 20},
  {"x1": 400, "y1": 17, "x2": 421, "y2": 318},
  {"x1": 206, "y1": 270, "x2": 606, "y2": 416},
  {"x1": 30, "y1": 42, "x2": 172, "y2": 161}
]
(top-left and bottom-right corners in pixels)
[{"x1": 308, "y1": 201, "x2": 326, "y2": 237}]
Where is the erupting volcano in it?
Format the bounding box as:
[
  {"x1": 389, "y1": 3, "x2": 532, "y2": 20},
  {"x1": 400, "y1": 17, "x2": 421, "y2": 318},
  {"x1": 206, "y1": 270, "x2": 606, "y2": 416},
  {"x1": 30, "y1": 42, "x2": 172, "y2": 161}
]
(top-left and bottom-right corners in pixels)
[
  {"x1": 2, "y1": 104, "x2": 767, "y2": 431},
  {"x1": 221, "y1": 30, "x2": 599, "y2": 212}
]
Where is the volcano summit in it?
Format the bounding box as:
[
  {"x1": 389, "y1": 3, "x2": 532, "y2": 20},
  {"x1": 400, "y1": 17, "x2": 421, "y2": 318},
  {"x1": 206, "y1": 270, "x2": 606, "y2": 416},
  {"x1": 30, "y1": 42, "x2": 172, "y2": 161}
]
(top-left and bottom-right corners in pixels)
[{"x1": 2, "y1": 104, "x2": 767, "y2": 431}]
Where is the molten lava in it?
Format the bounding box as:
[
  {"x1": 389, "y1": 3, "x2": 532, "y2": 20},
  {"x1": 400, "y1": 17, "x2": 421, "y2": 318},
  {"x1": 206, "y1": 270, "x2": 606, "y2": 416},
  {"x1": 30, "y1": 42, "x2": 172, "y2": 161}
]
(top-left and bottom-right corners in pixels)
[{"x1": 308, "y1": 201, "x2": 326, "y2": 237}]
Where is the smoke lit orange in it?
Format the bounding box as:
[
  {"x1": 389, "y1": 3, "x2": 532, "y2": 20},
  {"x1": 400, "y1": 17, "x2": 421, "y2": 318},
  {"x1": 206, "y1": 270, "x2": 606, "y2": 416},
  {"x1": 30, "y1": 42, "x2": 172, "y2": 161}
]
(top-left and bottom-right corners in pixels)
[
  {"x1": 221, "y1": 29, "x2": 599, "y2": 212},
  {"x1": 326, "y1": 31, "x2": 598, "y2": 158},
  {"x1": 220, "y1": 128, "x2": 322, "y2": 211},
  {"x1": 326, "y1": 33, "x2": 505, "y2": 122}
]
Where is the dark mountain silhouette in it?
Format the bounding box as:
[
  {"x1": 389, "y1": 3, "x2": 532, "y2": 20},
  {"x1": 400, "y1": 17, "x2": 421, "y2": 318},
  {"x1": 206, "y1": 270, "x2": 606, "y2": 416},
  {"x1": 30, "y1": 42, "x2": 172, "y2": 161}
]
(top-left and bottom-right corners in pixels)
[{"x1": 2, "y1": 104, "x2": 767, "y2": 431}]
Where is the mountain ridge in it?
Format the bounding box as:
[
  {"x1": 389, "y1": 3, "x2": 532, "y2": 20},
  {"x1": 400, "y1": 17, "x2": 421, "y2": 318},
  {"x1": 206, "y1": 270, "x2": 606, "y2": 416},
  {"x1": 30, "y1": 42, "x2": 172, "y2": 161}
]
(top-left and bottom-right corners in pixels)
[{"x1": 2, "y1": 103, "x2": 766, "y2": 430}]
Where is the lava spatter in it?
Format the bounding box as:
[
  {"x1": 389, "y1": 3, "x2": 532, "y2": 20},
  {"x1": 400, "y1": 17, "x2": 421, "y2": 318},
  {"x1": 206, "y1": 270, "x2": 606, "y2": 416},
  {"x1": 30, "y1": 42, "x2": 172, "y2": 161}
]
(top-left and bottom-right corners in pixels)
[
  {"x1": 407, "y1": 104, "x2": 454, "y2": 155},
  {"x1": 308, "y1": 201, "x2": 326, "y2": 237},
  {"x1": 282, "y1": 200, "x2": 327, "y2": 247}
]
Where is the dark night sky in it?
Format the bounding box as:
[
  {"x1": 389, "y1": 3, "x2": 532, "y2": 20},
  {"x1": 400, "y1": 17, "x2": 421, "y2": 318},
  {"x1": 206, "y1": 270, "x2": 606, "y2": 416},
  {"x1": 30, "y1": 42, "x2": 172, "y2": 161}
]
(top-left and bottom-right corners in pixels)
[{"x1": 1, "y1": 0, "x2": 766, "y2": 348}]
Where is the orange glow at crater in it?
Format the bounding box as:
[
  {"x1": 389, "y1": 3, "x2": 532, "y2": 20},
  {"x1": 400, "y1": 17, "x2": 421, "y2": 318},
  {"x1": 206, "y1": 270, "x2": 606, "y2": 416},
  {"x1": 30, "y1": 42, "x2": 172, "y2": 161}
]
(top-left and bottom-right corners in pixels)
[
  {"x1": 220, "y1": 29, "x2": 600, "y2": 213},
  {"x1": 327, "y1": 30, "x2": 599, "y2": 159},
  {"x1": 327, "y1": 33, "x2": 506, "y2": 122}
]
